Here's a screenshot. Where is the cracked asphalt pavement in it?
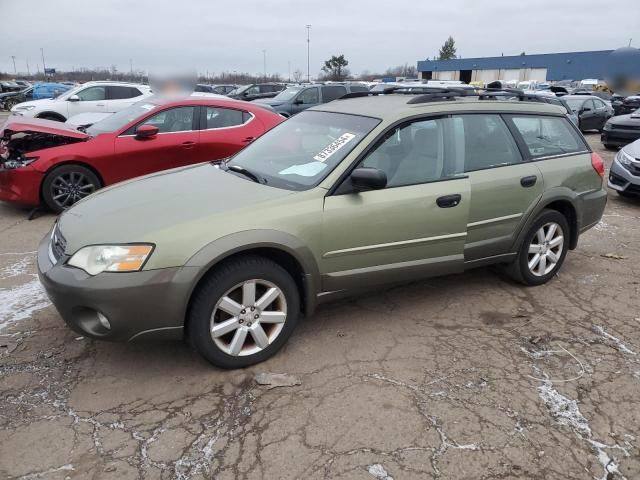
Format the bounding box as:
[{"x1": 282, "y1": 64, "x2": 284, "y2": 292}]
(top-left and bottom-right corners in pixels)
[{"x1": 1, "y1": 125, "x2": 639, "y2": 479}]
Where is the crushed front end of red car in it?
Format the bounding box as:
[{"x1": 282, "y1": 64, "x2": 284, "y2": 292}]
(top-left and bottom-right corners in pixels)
[{"x1": 0, "y1": 118, "x2": 89, "y2": 206}]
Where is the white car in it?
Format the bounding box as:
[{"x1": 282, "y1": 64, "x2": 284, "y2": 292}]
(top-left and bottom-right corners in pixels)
[{"x1": 10, "y1": 81, "x2": 152, "y2": 122}]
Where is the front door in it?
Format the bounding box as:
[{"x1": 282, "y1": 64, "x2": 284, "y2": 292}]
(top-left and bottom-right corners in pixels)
[
  {"x1": 66, "y1": 85, "x2": 109, "y2": 117},
  {"x1": 292, "y1": 87, "x2": 320, "y2": 115},
  {"x1": 111, "y1": 106, "x2": 199, "y2": 183},
  {"x1": 321, "y1": 116, "x2": 470, "y2": 291}
]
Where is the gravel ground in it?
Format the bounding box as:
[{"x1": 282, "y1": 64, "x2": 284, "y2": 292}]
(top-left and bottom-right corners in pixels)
[{"x1": 1, "y1": 124, "x2": 639, "y2": 479}]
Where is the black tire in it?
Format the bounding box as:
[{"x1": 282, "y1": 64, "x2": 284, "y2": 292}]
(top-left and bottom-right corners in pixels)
[
  {"x1": 188, "y1": 255, "x2": 300, "y2": 369},
  {"x1": 37, "y1": 112, "x2": 66, "y2": 122},
  {"x1": 41, "y1": 164, "x2": 102, "y2": 213},
  {"x1": 506, "y1": 209, "x2": 570, "y2": 286},
  {"x1": 603, "y1": 144, "x2": 617, "y2": 151},
  {"x1": 617, "y1": 190, "x2": 637, "y2": 198},
  {"x1": 4, "y1": 98, "x2": 18, "y2": 110}
]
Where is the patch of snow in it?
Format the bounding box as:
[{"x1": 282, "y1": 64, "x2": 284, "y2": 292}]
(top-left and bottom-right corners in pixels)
[
  {"x1": 0, "y1": 256, "x2": 32, "y2": 279},
  {"x1": 368, "y1": 464, "x2": 394, "y2": 480},
  {"x1": 0, "y1": 277, "x2": 51, "y2": 332},
  {"x1": 593, "y1": 325, "x2": 636, "y2": 355},
  {"x1": 538, "y1": 383, "x2": 630, "y2": 480}
]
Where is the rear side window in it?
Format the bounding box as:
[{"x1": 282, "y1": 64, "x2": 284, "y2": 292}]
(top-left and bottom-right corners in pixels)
[
  {"x1": 108, "y1": 86, "x2": 142, "y2": 100},
  {"x1": 509, "y1": 115, "x2": 586, "y2": 158},
  {"x1": 321, "y1": 85, "x2": 347, "y2": 102},
  {"x1": 455, "y1": 114, "x2": 522, "y2": 172},
  {"x1": 205, "y1": 107, "x2": 245, "y2": 129}
]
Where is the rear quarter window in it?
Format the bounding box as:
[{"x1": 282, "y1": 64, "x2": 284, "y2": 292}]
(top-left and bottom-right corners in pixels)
[{"x1": 508, "y1": 115, "x2": 587, "y2": 158}]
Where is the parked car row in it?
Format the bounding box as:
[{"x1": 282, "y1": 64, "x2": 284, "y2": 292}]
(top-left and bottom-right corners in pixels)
[
  {"x1": 1, "y1": 95, "x2": 283, "y2": 212},
  {"x1": 0, "y1": 83, "x2": 73, "y2": 110}
]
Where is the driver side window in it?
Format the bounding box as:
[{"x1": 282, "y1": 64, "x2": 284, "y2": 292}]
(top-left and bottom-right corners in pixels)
[
  {"x1": 298, "y1": 88, "x2": 319, "y2": 105},
  {"x1": 358, "y1": 117, "x2": 462, "y2": 188},
  {"x1": 76, "y1": 86, "x2": 106, "y2": 101},
  {"x1": 126, "y1": 107, "x2": 195, "y2": 134}
]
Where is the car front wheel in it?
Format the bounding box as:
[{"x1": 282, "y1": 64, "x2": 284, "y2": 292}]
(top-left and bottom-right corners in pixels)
[
  {"x1": 188, "y1": 255, "x2": 300, "y2": 369},
  {"x1": 42, "y1": 164, "x2": 101, "y2": 213},
  {"x1": 507, "y1": 209, "x2": 570, "y2": 286}
]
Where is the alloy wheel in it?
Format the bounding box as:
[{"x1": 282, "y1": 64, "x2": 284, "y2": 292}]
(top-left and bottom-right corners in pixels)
[
  {"x1": 50, "y1": 171, "x2": 96, "y2": 209},
  {"x1": 527, "y1": 222, "x2": 564, "y2": 277},
  {"x1": 210, "y1": 279, "x2": 287, "y2": 356}
]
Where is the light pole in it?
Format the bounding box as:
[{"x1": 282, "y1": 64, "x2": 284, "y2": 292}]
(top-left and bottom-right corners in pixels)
[
  {"x1": 306, "y1": 25, "x2": 312, "y2": 82},
  {"x1": 40, "y1": 47, "x2": 47, "y2": 80},
  {"x1": 11, "y1": 56, "x2": 17, "y2": 74},
  {"x1": 262, "y1": 49, "x2": 267, "y2": 82}
]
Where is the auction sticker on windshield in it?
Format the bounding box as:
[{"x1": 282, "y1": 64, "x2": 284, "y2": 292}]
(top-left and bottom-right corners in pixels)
[{"x1": 313, "y1": 133, "x2": 356, "y2": 162}]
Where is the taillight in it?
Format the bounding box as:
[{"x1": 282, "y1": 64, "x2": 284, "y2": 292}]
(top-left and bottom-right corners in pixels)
[{"x1": 591, "y1": 152, "x2": 605, "y2": 178}]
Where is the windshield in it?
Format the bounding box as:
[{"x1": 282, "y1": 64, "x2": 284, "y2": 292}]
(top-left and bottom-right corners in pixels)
[
  {"x1": 86, "y1": 102, "x2": 158, "y2": 135},
  {"x1": 229, "y1": 85, "x2": 251, "y2": 96},
  {"x1": 226, "y1": 110, "x2": 380, "y2": 190},
  {"x1": 563, "y1": 97, "x2": 587, "y2": 112},
  {"x1": 273, "y1": 86, "x2": 303, "y2": 101}
]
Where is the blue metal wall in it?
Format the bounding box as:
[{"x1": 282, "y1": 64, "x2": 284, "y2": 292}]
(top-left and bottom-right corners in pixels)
[{"x1": 417, "y1": 51, "x2": 618, "y2": 80}]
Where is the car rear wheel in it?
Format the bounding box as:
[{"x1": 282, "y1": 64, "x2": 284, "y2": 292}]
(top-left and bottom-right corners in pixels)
[
  {"x1": 506, "y1": 209, "x2": 570, "y2": 286},
  {"x1": 603, "y1": 144, "x2": 617, "y2": 151},
  {"x1": 42, "y1": 164, "x2": 101, "y2": 213},
  {"x1": 188, "y1": 255, "x2": 300, "y2": 369}
]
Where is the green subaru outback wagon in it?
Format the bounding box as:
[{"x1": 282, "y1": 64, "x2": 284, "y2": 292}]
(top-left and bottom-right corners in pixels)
[{"x1": 38, "y1": 88, "x2": 607, "y2": 368}]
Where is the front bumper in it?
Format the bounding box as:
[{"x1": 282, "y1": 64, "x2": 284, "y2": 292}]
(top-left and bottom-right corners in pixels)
[
  {"x1": 601, "y1": 129, "x2": 640, "y2": 147},
  {"x1": 0, "y1": 165, "x2": 43, "y2": 206},
  {"x1": 37, "y1": 232, "x2": 199, "y2": 342},
  {"x1": 608, "y1": 158, "x2": 640, "y2": 195}
]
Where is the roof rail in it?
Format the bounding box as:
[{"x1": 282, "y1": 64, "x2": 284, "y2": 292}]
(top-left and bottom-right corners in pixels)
[{"x1": 339, "y1": 86, "x2": 555, "y2": 105}]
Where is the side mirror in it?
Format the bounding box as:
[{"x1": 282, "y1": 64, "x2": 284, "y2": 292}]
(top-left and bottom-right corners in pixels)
[
  {"x1": 350, "y1": 167, "x2": 387, "y2": 191},
  {"x1": 68, "y1": 94, "x2": 80, "y2": 102},
  {"x1": 135, "y1": 124, "x2": 159, "y2": 139},
  {"x1": 293, "y1": 98, "x2": 303, "y2": 105}
]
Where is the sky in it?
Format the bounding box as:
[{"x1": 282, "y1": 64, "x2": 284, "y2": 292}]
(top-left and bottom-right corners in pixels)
[{"x1": 1, "y1": 0, "x2": 639, "y2": 78}]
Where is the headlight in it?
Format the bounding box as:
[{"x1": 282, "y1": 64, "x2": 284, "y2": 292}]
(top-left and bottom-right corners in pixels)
[
  {"x1": 617, "y1": 149, "x2": 634, "y2": 167},
  {"x1": 3, "y1": 156, "x2": 38, "y2": 169},
  {"x1": 15, "y1": 105, "x2": 36, "y2": 111},
  {"x1": 67, "y1": 244, "x2": 154, "y2": 275},
  {"x1": 603, "y1": 121, "x2": 612, "y2": 131}
]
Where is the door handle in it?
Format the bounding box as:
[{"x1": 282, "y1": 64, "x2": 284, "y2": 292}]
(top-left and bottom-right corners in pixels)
[
  {"x1": 520, "y1": 175, "x2": 537, "y2": 188},
  {"x1": 242, "y1": 136, "x2": 255, "y2": 143},
  {"x1": 181, "y1": 141, "x2": 196, "y2": 149},
  {"x1": 436, "y1": 194, "x2": 462, "y2": 208}
]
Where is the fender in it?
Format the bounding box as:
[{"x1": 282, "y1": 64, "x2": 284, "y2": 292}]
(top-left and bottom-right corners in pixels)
[
  {"x1": 511, "y1": 186, "x2": 582, "y2": 253},
  {"x1": 181, "y1": 229, "x2": 322, "y2": 317}
]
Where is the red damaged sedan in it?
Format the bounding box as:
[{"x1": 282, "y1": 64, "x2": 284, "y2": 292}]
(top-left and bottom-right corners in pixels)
[{"x1": 0, "y1": 96, "x2": 284, "y2": 212}]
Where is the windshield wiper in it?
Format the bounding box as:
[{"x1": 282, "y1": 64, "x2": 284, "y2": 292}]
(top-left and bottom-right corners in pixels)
[{"x1": 225, "y1": 164, "x2": 261, "y2": 183}]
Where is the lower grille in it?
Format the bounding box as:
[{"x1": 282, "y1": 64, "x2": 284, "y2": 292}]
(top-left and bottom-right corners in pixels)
[{"x1": 50, "y1": 226, "x2": 67, "y2": 262}]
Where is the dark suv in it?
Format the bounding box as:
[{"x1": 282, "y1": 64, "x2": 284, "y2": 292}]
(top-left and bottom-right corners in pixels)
[
  {"x1": 254, "y1": 83, "x2": 370, "y2": 117},
  {"x1": 227, "y1": 83, "x2": 286, "y2": 102}
]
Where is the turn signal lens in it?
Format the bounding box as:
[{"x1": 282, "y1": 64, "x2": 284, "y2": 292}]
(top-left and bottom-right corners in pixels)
[
  {"x1": 591, "y1": 152, "x2": 605, "y2": 178},
  {"x1": 68, "y1": 244, "x2": 154, "y2": 275}
]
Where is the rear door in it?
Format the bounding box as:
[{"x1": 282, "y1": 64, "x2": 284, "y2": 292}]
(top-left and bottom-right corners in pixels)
[
  {"x1": 321, "y1": 116, "x2": 470, "y2": 291},
  {"x1": 198, "y1": 106, "x2": 264, "y2": 162},
  {"x1": 456, "y1": 114, "x2": 544, "y2": 262},
  {"x1": 110, "y1": 106, "x2": 199, "y2": 182},
  {"x1": 106, "y1": 86, "x2": 145, "y2": 112}
]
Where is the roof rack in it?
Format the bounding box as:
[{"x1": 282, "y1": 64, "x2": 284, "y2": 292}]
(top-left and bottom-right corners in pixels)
[{"x1": 339, "y1": 86, "x2": 556, "y2": 106}]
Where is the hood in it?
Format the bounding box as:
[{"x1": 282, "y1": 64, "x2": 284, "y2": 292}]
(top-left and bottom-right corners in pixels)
[
  {"x1": 58, "y1": 163, "x2": 295, "y2": 253},
  {"x1": 0, "y1": 117, "x2": 89, "y2": 139},
  {"x1": 609, "y1": 114, "x2": 640, "y2": 126},
  {"x1": 622, "y1": 139, "x2": 640, "y2": 159},
  {"x1": 254, "y1": 98, "x2": 283, "y2": 107},
  {"x1": 65, "y1": 112, "x2": 113, "y2": 128}
]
